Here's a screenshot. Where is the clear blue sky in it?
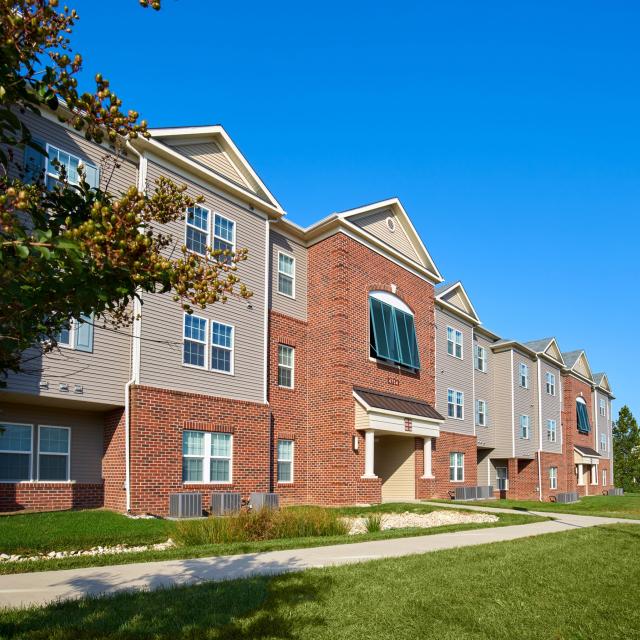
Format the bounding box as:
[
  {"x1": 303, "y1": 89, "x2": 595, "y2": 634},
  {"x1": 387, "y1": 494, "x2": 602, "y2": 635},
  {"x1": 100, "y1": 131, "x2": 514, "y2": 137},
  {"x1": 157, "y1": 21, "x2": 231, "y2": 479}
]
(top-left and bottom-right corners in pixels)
[{"x1": 71, "y1": 0, "x2": 639, "y2": 418}]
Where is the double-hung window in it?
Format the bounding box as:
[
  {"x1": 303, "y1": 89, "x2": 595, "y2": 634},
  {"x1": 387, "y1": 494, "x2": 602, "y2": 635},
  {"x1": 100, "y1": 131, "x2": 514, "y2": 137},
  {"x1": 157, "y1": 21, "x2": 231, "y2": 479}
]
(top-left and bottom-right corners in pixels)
[
  {"x1": 448, "y1": 389, "x2": 464, "y2": 420},
  {"x1": 277, "y1": 439, "x2": 294, "y2": 483},
  {"x1": 599, "y1": 399, "x2": 606, "y2": 417},
  {"x1": 447, "y1": 327, "x2": 463, "y2": 359},
  {"x1": 549, "y1": 467, "x2": 558, "y2": 490},
  {"x1": 475, "y1": 399, "x2": 487, "y2": 426},
  {"x1": 547, "y1": 419, "x2": 557, "y2": 443},
  {"x1": 600, "y1": 433, "x2": 607, "y2": 452},
  {"x1": 38, "y1": 426, "x2": 70, "y2": 481},
  {"x1": 211, "y1": 322, "x2": 234, "y2": 374},
  {"x1": 545, "y1": 372, "x2": 556, "y2": 396},
  {"x1": 277, "y1": 252, "x2": 295, "y2": 298},
  {"x1": 213, "y1": 213, "x2": 235, "y2": 262},
  {"x1": 183, "y1": 314, "x2": 234, "y2": 373},
  {"x1": 183, "y1": 314, "x2": 207, "y2": 368},
  {"x1": 182, "y1": 430, "x2": 232, "y2": 483},
  {"x1": 474, "y1": 344, "x2": 486, "y2": 372},
  {"x1": 0, "y1": 424, "x2": 32, "y2": 482},
  {"x1": 449, "y1": 452, "x2": 464, "y2": 482},
  {"x1": 602, "y1": 469, "x2": 607, "y2": 486},
  {"x1": 186, "y1": 206, "x2": 210, "y2": 255},
  {"x1": 45, "y1": 144, "x2": 99, "y2": 189},
  {"x1": 278, "y1": 345, "x2": 294, "y2": 388},
  {"x1": 519, "y1": 363, "x2": 529, "y2": 388},
  {"x1": 53, "y1": 314, "x2": 94, "y2": 352},
  {"x1": 520, "y1": 415, "x2": 530, "y2": 439}
]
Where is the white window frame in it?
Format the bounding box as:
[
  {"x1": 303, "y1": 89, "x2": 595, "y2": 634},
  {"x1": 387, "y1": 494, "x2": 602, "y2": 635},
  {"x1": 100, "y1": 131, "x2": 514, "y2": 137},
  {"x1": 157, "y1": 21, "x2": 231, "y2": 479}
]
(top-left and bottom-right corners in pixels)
[
  {"x1": 210, "y1": 321, "x2": 234, "y2": 375},
  {"x1": 600, "y1": 432, "x2": 607, "y2": 452},
  {"x1": 45, "y1": 143, "x2": 83, "y2": 187},
  {"x1": 602, "y1": 469, "x2": 607, "y2": 486},
  {"x1": 0, "y1": 422, "x2": 33, "y2": 483},
  {"x1": 591, "y1": 465, "x2": 598, "y2": 485},
  {"x1": 545, "y1": 372, "x2": 556, "y2": 396},
  {"x1": 277, "y1": 251, "x2": 296, "y2": 299},
  {"x1": 213, "y1": 212, "x2": 236, "y2": 256},
  {"x1": 277, "y1": 439, "x2": 294, "y2": 483},
  {"x1": 447, "y1": 326, "x2": 463, "y2": 359},
  {"x1": 496, "y1": 466, "x2": 509, "y2": 491},
  {"x1": 182, "y1": 430, "x2": 233, "y2": 485},
  {"x1": 547, "y1": 419, "x2": 557, "y2": 443},
  {"x1": 277, "y1": 344, "x2": 295, "y2": 389},
  {"x1": 37, "y1": 425, "x2": 71, "y2": 482},
  {"x1": 520, "y1": 414, "x2": 530, "y2": 439},
  {"x1": 549, "y1": 466, "x2": 558, "y2": 490},
  {"x1": 184, "y1": 205, "x2": 211, "y2": 257},
  {"x1": 182, "y1": 313, "x2": 209, "y2": 370},
  {"x1": 475, "y1": 399, "x2": 487, "y2": 427},
  {"x1": 519, "y1": 363, "x2": 529, "y2": 389},
  {"x1": 599, "y1": 398, "x2": 606, "y2": 417},
  {"x1": 449, "y1": 452, "x2": 464, "y2": 482},
  {"x1": 447, "y1": 388, "x2": 464, "y2": 420},
  {"x1": 474, "y1": 344, "x2": 487, "y2": 372}
]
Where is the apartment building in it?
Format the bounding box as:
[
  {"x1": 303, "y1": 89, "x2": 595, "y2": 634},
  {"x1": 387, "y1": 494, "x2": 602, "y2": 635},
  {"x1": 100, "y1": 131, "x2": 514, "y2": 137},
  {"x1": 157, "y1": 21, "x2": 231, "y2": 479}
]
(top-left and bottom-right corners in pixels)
[{"x1": 0, "y1": 111, "x2": 615, "y2": 513}]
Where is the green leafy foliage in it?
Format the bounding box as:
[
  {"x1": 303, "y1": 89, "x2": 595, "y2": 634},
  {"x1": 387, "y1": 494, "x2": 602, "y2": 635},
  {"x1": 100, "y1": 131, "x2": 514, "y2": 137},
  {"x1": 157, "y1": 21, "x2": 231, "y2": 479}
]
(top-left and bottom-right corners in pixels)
[{"x1": 613, "y1": 405, "x2": 640, "y2": 492}]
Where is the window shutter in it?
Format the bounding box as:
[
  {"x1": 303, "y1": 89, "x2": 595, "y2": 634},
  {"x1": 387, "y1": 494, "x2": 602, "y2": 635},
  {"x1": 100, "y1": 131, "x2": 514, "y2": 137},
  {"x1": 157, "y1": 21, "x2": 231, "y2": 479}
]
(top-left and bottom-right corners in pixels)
[
  {"x1": 394, "y1": 309, "x2": 420, "y2": 369},
  {"x1": 74, "y1": 313, "x2": 94, "y2": 352},
  {"x1": 23, "y1": 139, "x2": 46, "y2": 184},
  {"x1": 83, "y1": 163, "x2": 100, "y2": 189},
  {"x1": 369, "y1": 298, "x2": 390, "y2": 360}
]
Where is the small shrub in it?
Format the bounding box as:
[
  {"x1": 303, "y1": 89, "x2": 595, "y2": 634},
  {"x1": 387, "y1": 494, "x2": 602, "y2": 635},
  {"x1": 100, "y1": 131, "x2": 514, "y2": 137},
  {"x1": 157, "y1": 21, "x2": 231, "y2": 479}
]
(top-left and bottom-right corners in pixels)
[{"x1": 365, "y1": 514, "x2": 382, "y2": 533}]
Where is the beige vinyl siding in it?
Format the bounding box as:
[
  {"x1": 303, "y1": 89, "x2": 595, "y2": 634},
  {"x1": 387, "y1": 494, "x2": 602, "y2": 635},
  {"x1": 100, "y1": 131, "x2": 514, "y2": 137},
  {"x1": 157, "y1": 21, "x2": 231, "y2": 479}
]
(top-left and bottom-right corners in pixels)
[
  {"x1": 351, "y1": 209, "x2": 421, "y2": 263},
  {"x1": 489, "y1": 458, "x2": 510, "y2": 488},
  {"x1": 354, "y1": 401, "x2": 368, "y2": 430},
  {"x1": 269, "y1": 230, "x2": 308, "y2": 321},
  {"x1": 491, "y1": 351, "x2": 514, "y2": 458},
  {"x1": 474, "y1": 333, "x2": 495, "y2": 449},
  {"x1": 435, "y1": 308, "x2": 474, "y2": 436},
  {"x1": 477, "y1": 448, "x2": 491, "y2": 485},
  {"x1": 138, "y1": 160, "x2": 267, "y2": 404},
  {"x1": 0, "y1": 402, "x2": 104, "y2": 483},
  {"x1": 375, "y1": 436, "x2": 415, "y2": 501},
  {"x1": 513, "y1": 350, "x2": 537, "y2": 459},
  {"x1": 540, "y1": 361, "x2": 562, "y2": 454},
  {"x1": 595, "y1": 390, "x2": 612, "y2": 459}
]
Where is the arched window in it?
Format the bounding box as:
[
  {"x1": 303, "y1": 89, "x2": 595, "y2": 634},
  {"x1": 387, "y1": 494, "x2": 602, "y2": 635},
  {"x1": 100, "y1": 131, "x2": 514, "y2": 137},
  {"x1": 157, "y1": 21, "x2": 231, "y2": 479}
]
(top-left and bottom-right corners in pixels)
[
  {"x1": 576, "y1": 396, "x2": 591, "y2": 434},
  {"x1": 368, "y1": 291, "x2": 420, "y2": 370}
]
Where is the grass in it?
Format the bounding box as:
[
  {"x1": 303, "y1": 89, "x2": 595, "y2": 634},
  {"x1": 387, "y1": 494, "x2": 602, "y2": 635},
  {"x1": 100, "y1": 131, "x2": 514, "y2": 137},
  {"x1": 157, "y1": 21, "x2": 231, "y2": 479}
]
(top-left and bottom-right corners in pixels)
[
  {"x1": 1, "y1": 523, "x2": 638, "y2": 639},
  {"x1": 0, "y1": 505, "x2": 544, "y2": 575},
  {"x1": 443, "y1": 493, "x2": 640, "y2": 520}
]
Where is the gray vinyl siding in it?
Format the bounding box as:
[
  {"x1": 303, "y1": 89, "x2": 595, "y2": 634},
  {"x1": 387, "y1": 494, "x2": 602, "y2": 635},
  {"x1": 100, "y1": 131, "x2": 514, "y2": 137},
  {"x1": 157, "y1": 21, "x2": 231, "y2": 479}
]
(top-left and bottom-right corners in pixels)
[
  {"x1": 138, "y1": 160, "x2": 267, "y2": 404},
  {"x1": 595, "y1": 390, "x2": 612, "y2": 459},
  {"x1": 513, "y1": 350, "x2": 537, "y2": 459},
  {"x1": 540, "y1": 361, "x2": 562, "y2": 454},
  {"x1": 491, "y1": 351, "x2": 514, "y2": 458},
  {"x1": 435, "y1": 308, "x2": 474, "y2": 436},
  {"x1": 476, "y1": 449, "x2": 491, "y2": 485},
  {"x1": 474, "y1": 333, "x2": 495, "y2": 449},
  {"x1": 489, "y1": 458, "x2": 510, "y2": 488},
  {"x1": 269, "y1": 230, "x2": 308, "y2": 321},
  {"x1": 0, "y1": 402, "x2": 104, "y2": 483},
  {"x1": 351, "y1": 208, "x2": 421, "y2": 263}
]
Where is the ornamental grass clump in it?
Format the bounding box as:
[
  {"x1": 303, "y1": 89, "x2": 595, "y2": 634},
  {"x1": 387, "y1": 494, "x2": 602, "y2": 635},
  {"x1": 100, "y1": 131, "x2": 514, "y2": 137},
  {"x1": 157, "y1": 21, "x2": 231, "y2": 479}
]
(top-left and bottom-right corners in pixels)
[
  {"x1": 174, "y1": 506, "x2": 347, "y2": 546},
  {"x1": 365, "y1": 513, "x2": 383, "y2": 533}
]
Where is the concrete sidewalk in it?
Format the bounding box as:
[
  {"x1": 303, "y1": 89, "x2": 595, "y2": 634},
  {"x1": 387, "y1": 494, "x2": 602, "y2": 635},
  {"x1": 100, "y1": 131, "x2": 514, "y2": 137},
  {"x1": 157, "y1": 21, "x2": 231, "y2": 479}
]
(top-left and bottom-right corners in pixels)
[{"x1": 1, "y1": 509, "x2": 636, "y2": 609}]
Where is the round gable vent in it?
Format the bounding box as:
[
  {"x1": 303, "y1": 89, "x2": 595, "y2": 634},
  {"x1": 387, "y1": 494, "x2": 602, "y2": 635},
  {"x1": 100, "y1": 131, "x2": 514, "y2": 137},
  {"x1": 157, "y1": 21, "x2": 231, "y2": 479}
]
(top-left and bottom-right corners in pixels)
[{"x1": 386, "y1": 216, "x2": 396, "y2": 232}]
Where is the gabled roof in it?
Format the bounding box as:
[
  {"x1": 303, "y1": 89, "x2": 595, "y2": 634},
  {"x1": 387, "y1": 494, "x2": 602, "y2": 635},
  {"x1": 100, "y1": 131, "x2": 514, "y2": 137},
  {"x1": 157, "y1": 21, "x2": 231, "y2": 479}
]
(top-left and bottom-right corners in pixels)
[
  {"x1": 434, "y1": 281, "x2": 480, "y2": 324},
  {"x1": 490, "y1": 339, "x2": 537, "y2": 357},
  {"x1": 523, "y1": 337, "x2": 565, "y2": 366},
  {"x1": 562, "y1": 350, "x2": 594, "y2": 382},
  {"x1": 593, "y1": 372, "x2": 613, "y2": 395}
]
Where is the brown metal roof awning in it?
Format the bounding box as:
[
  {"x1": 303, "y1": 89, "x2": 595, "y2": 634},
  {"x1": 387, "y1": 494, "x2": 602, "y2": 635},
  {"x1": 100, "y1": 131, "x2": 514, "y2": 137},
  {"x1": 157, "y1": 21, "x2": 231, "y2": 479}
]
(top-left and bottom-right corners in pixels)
[
  {"x1": 574, "y1": 445, "x2": 602, "y2": 458},
  {"x1": 353, "y1": 387, "x2": 444, "y2": 421}
]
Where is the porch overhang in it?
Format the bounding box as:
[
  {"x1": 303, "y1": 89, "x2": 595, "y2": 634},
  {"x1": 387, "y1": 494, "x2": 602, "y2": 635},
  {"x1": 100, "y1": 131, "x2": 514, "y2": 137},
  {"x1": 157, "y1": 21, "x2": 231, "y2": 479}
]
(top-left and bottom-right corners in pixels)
[
  {"x1": 353, "y1": 387, "x2": 443, "y2": 438},
  {"x1": 574, "y1": 445, "x2": 603, "y2": 466}
]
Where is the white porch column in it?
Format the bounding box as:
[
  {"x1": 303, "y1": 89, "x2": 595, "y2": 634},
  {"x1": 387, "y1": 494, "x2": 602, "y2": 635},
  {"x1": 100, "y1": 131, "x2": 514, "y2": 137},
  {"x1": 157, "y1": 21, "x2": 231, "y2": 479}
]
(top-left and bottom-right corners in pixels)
[
  {"x1": 362, "y1": 430, "x2": 377, "y2": 478},
  {"x1": 577, "y1": 463, "x2": 584, "y2": 486},
  {"x1": 422, "y1": 436, "x2": 434, "y2": 478}
]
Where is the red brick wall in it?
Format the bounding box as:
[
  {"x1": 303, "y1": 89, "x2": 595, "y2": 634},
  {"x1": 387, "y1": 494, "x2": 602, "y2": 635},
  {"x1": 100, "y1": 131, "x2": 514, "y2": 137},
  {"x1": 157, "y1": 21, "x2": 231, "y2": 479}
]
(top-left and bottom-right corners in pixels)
[
  {"x1": 128, "y1": 385, "x2": 270, "y2": 516},
  {"x1": 0, "y1": 483, "x2": 103, "y2": 513},
  {"x1": 539, "y1": 451, "x2": 567, "y2": 501},
  {"x1": 103, "y1": 408, "x2": 126, "y2": 512}
]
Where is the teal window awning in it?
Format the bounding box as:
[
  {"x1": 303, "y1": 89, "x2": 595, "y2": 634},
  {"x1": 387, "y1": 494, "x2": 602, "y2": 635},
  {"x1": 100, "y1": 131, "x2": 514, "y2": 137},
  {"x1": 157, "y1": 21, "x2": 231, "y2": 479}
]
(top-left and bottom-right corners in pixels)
[
  {"x1": 577, "y1": 400, "x2": 591, "y2": 434},
  {"x1": 369, "y1": 296, "x2": 420, "y2": 370}
]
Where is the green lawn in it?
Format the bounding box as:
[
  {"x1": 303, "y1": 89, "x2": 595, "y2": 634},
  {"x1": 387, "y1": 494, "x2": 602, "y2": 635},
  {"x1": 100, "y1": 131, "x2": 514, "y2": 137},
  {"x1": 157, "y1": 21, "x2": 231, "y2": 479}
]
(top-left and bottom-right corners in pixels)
[
  {"x1": 0, "y1": 504, "x2": 544, "y2": 575},
  {"x1": 1, "y1": 523, "x2": 638, "y2": 639}
]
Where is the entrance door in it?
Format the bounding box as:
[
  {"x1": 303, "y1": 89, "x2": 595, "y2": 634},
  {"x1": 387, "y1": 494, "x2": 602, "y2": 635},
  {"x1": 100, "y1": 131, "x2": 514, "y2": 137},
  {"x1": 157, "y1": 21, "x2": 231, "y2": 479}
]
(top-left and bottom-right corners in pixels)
[{"x1": 375, "y1": 436, "x2": 415, "y2": 502}]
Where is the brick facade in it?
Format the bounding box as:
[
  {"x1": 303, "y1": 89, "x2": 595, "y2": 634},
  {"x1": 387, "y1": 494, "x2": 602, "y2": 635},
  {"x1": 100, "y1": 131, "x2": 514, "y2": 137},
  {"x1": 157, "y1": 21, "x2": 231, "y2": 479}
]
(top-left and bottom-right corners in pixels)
[{"x1": 0, "y1": 483, "x2": 103, "y2": 513}]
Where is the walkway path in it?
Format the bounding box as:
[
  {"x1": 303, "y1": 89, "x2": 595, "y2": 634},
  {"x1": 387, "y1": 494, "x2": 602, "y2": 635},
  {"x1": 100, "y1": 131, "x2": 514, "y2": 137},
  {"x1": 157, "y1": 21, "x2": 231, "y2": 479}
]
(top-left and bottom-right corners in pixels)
[{"x1": 0, "y1": 508, "x2": 636, "y2": 609}]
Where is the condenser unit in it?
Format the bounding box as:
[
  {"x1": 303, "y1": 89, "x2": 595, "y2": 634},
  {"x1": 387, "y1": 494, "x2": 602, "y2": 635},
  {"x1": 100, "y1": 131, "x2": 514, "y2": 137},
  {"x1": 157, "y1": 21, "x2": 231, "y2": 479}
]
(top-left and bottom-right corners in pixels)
[
  {"x1": 250, "y1": 492, "x2": 279, "y2": 510},
  {"x1": 169, "y1": 492, "x2": 202, "y2": 518},
  {"x1": 555, "y1": 492, "x2": 579, "y2": 504},
  {"x1": 211, "y1": 492, "x2": 242, "y2": 516}
]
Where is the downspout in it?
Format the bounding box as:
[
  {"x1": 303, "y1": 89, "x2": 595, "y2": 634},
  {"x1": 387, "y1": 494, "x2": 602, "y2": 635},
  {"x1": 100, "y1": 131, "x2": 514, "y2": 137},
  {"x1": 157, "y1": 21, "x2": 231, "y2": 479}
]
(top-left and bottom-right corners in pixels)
[{"x1": 536, "y1": 358, "x2": 543, "y2": 501}]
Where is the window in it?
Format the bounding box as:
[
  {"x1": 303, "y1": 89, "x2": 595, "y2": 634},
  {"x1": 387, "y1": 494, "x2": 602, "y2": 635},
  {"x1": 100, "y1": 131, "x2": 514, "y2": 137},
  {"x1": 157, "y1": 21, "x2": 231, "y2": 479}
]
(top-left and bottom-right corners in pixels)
[
  {"x1": 520, "y1": 415, "x2": 530, "y2": 439},
  {"x1": 369, "y1": 293, "x2": 420, "y2": 370},
  {"x1": 278, "y1": 345, "x2": 294, "y2": 388},
  {"x1": 600, "y1": 433, "x2": 607, "y2": 452},
  {"x1": 277, "y1": 252, "x2": 295, "y2": 298},
  {"x1": 603, "y1": 469, "x2": 607, "y2": 486},
  {"x1": 549, "y1": 467, "x2": 558, "y2": 490},
  {"x1": 211, "y1": 322, "x2": 234, "y2": 373},
  {"x1": 547, "y1": 419, "x2": 557, "y2": 443},
  {"x1": 447, "y1": 327, "x2": 463, "y2": 359},
  {"x1": 599, "y1": 398, "x2": 606, "y2": 417},
  {"x1": 183, "y1": 314, "x2": 207, "y2": 368},
  {"x1": 53, "y1": 314, "x2": 94, "y2": 352},
  {"x1": 475, "y1": 399, "x2": 487, "y2": 427},
  {"x1": 213, "y1": 213, "x2": 235, "y2": 261},
  {"x1": 576, "y1": 397, "x2": 591, "y2": 434},
  {"x1": 447, "y1": 389, "x2": 464, "y2": 420},
  {"x1": 545, "y1": 372, "x2": 556, "y2": 396},
  {"x1": 45, "y1": 144, "x2": 99, "y2": 189},
  {"x1": 474, "y1": 344, "x2": 486, "y2": 372},
  {"x1": 186, "y1": 205, "x2": 210, "y2": 255},
  {"x1": 496, "y1": 466, "x2": 508, "y2": 491},
  {"x1": 519, "y1": 363, "x2": 529, "y2": 388},
  {"x1": 277, "y1": 439, "x2": 294, "y2": 483},
  {"x1": 182, "y1": 430, "x2": 232, "y2": 483},
  {"x1": 38, "y1": 426, "x2": 70, "y2": 481},
  {"x1": 449, "y1": 452, "x2": 464, "y2": 482},
  {"x1": 0, "y1": 424, "x2": 32, "y2": 482}
]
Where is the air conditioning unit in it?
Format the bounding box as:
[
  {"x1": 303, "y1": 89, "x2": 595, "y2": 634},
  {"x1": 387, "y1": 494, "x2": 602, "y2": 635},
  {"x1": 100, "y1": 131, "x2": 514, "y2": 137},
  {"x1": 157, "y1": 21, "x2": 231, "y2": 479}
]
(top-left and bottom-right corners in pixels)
[
  {"x1": 250, "y1": 492, "x2": 279, "y2": 510},
  {"x1": 555, "y1": 492, "x2": 579, "y2": 504},
  {"x1": 607, "y1": 488, "x2": 624, "y2": 496},
  {"x1": 169, "y1": 492, "x2": 202, "y2": 518},
  {"x1": 476, "y1": 485, "x2": 494, "y2": 500},
  {"x1": 454, "y1": 486, "x2": 494, "y2": 501},
  {"x1": 211, "y1": 492, "x2": 242, "y2": 516}
]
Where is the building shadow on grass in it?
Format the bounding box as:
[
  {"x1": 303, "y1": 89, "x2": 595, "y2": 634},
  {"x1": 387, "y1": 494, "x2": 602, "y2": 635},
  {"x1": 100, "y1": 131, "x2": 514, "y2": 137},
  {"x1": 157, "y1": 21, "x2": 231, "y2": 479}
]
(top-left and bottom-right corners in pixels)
[{"x1": 0, "y1": 557, "x2": 331, "y2": 638}]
